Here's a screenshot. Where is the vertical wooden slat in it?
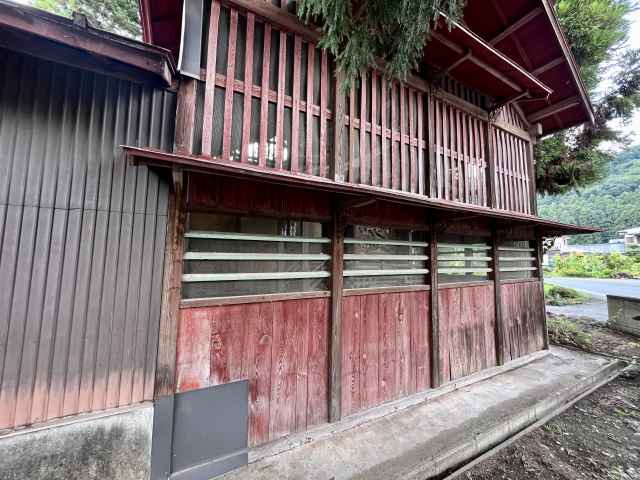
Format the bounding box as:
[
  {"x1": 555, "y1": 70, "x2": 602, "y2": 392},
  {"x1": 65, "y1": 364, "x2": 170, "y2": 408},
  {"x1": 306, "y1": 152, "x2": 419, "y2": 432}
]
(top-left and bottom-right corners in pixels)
[
  {"x1": 400, "y1": 86, "x2": 407, "y2": 191},
  {"x1": 329, "y1": 204, "x2": 344, "y2": 422},
  {"x1": 348, "y1": 79, "x2": 356, "y2": 182},
  {"x1": 333, "y1": 69, "x2": 346, "y2": 182},
  {"x1": 378, "y1": 293, "x2": 397, "y2": 402},
  {"x1": 319, "y1": 51, "x2": 328, "y2": 177},
  {"x1": 479, "y1": 121, "x2": 487, "y2": 206},
  {"x1": 275, "y1": 31, "x2": 286, "y2": 169},
  {"x1": 201, "y1": 1, "x2": 221, "y2": 156},
  {"x1": 258, "y1": 23, "x2": 272, "y2": 168},
  {"x1": 409, "y1": 90, "x2": 417, "y2": 193},
  {"x1": 462, "y1": 114, "x2": 469, "y2": 203},
  {"x1": 174, "y1": 79, "x2": 198, "y2": 154},
  {"x1": 391, "y1": 83, "x2": 398, "y2": 190},
  {"x1": 455, "y1": 109, "x2": 462, "y2": 201},
  {"x1": 443, "y1": 104, "x2": 450, "y2": 200},
  {"x1": 371, "y1": 73, "x2": 378, "y2": 187},
  {"x1": 307, "y1": 298, "x2": 329, "y2": 427},
  {"x1": 222, "y1": 9, "x2": 238, "y2": 161},
  {"x1": 527, "y1": 140, "x2": 537, "y2": 214},
  {"x1": 359, "y1": 72, "x2": 366, "y2": 184},
  {"x1": 341, "y1": 296, "x2": 360, "y2": 416},
  {"x1": 417, "y1": 93, "x2": 424, "y2": 195},
  {"x1": 360, "y1": 294, "x2": 379, "y2": 410},
  {"x1": 428, "y1": 95, "x2": 437, "y2": 197},
  {"x1": 241, "y1": 13, "x2": 255, "y2": 164},
  {"x1": 381, "y1": 77, "x2": 388, "y2": 188},
  {"x1": 290, "y1": 35, "x2": 301, "y2": 173},
  {"x1": 305, "y1": 45, "x2": 315, "y2": 175}
]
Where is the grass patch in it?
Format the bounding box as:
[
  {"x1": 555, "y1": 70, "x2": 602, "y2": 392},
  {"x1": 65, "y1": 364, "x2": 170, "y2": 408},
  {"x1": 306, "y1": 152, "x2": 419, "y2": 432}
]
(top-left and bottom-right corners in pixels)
[
  {"x1": 544, "y1": 284, "x2": 590, "y2": 306},
  {"x1": 548, "y1": 315, "x2": 593, "y2": 350}
]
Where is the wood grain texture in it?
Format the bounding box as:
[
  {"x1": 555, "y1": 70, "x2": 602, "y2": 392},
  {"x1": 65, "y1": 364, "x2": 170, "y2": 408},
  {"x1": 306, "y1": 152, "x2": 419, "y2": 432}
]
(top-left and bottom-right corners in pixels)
[
  {"x1": 340, "y1": 290, "x2": 431, "y2": 417},
  {"x1": 438, "y1": 284, "x2": 496, "y2": 383},
  {"x1": 176, "y1": 297, "x2": 330, "y2": 447},
  {"x1": 500, "y1": 280, "x2": 545, "y2": 362}
]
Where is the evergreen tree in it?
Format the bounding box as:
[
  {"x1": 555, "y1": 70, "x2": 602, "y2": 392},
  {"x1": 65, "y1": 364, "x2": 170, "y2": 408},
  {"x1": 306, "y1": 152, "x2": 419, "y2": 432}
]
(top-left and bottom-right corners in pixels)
[{"x1": 34, "y1": 0, "x2": 141, "y2": 39}]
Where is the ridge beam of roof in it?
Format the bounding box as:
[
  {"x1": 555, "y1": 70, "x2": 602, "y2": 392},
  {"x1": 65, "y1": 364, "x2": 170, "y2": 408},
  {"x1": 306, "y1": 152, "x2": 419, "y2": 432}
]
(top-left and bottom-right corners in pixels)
[
  {"x1": 532, "y1": 56, "x2": 564, "y2": 76},
  {"x1": 489, "y1": 7, "x2": 544, "y2": 46},
  {"x1": 528, "y1": 96, "x2": 580, "y2": 123}
]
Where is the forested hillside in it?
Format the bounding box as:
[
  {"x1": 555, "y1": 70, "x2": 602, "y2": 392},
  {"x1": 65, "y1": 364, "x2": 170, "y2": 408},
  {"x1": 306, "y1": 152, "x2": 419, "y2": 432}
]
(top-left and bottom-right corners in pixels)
[{"x1": 538, "y1": 145, "x2": 640, "y2": 244}]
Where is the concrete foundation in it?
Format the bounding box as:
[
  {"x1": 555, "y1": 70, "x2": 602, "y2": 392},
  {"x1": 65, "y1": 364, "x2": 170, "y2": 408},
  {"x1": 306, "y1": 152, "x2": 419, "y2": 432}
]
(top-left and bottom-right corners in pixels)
[
  {"x1": 0, "y1": 404, "x2": 153, "y2": 480},
  {"x1": 220, "y1": 347, "x2": 622, "y2": 480}
]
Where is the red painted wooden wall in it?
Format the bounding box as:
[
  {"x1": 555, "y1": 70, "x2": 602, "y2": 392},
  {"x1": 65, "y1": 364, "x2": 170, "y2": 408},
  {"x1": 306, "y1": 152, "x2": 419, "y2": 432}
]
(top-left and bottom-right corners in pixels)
[
  {"x1": 340, "y1": 290, "x2": 431, "y2": 417},
  {"x1": 176, "y1": 297, "x2": 330, "y2": 446},
  {"x1": 438, "y1": 284, "x2": 497, "y2": 383},
  {"x1": 500, "y1": 281, "x2": 545, "y2": 362}
]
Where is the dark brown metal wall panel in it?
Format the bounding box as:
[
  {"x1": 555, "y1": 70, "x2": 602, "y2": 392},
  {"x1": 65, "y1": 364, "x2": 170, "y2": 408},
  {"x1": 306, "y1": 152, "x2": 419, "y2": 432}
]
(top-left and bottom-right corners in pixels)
[{"x1": 0, "y1": 48, "x2": 176, "y2": 431}]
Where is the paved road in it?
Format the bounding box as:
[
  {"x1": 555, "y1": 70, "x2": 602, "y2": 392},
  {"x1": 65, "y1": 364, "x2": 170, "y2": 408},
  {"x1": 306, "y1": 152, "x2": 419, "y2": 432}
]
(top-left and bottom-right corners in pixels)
[
  {"x1": 544, "y1": 276, "x2": 640, "y2": 322},
  {"x1": 544, "y1": 277, "x2": 640, "y2": 299}
]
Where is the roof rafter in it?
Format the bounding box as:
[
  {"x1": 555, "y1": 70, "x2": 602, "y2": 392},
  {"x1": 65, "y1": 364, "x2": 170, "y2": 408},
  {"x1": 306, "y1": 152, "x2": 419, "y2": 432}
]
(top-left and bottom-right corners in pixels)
[{"x1": 489, "y1": 7, "x2": 544, "y2": 46}]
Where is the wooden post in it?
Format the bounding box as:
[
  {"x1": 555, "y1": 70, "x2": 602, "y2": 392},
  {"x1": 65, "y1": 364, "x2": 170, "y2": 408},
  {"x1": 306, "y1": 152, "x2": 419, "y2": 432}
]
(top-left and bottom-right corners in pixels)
[
  {"x1": 527, "y1": 140, "x2": 538, "y2": 215},
  {"x1": 536, "y1": 231, "x2": 549, "y2": 350},
  {"x1": 328, "y1": 200, "x2": 345, "y2": 422},
  {"x1": 491, "y1": 227, "x2": 505, "y2": 366},
  {"x1": 485, "y1": 123, "x2": 498, "y2": 209},
  {"x1": 333, "y1": 70, "x2": 346, "y2": 182},
  {"x1": 174, "y1": 77, "x2": 198, "y2": 154},
  {"x1": 428, "y1": 227, "x2": 440, "y2": 388},
  {"x1": 155, "y1": 168, "x2": 187, "y2": 398}
]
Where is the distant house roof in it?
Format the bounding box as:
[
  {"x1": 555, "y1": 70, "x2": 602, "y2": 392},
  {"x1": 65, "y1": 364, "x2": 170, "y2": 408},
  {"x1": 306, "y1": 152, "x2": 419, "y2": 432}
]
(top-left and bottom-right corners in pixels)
[
  {"x1": 139, "y1": 0, "x2": 593, "y2": 134},
  {"x1": 620, "y1": 227, "x2": 640, "y2": 235},
  {"x1": 0, "y1": 0, "x2": 176, "y2": 86}
]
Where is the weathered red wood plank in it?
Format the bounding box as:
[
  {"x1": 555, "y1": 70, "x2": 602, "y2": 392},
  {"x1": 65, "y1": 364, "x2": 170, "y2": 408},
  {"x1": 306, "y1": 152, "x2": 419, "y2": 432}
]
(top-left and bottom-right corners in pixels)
[
  {"x1": 417, "y1": 92, "x2": 424, "y2": 195},
  {"x1": 222, "y1": 10, "x2": 239, "y2": 161},
  {"x1": 396, "y1": 293, "x2": 412, "y2": 397},
  {"x1": 269, "y1": 300, "x2": 297, "y2": 439},
  {"x1": 294, "y1": 301, "x2": 310, "y2": 432},
  {"x1": 378, "y1": 293, "x2": 397, "y2": 403},
  {"x1": 360, "y1": 293, "x2": 380, "y2": 410},
  {"x1": 240, "y1": 13, "x2": 255, "y2": 164},
  {"x1": 443, "y1": 103, "x2": 450, "y2": 200},
  {"x1": 242, "y1": 302, "x2": 273, "y2": 446},
  {"x1": 409, "y1": 89, "x2": 417, "y2": 193},
  {"x1": 259, "y1": 23, "x2": 272, "y2": 168},
  {"x1": 348, "y1": 79, "x2": 356, "y2": 182},
  {"x1": 202, "y1": 1, "x2": 221, "y2": 156},
  {"x1": 341, "y1": 295, "x2": 361, "y2": 416},
  {"x1": 400, "y1": 85, "x2": 407, "y2": 191},
  {"x1": 306, "y1": 298, "x2": 329, "y2": 427},
  {"x1": 435, "y1": 99, "x2": 442, "y2": 198},
  {"x1": 391, "y1": 83, "x2": 399, "y2": 190},
  {"x1": 176, "y1": 308, "x2": 211, "y2": 392},
  {"x1": 412, "y1": 290, "x2": 431, "y2": 392}
]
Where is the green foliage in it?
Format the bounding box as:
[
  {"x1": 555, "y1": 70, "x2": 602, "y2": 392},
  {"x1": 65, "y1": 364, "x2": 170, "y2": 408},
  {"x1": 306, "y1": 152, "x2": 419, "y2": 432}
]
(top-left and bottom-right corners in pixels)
[
  {"x1": 535, "y1": 0, "x2": 640, "y2": 195},
  {"x1": 547, "y1": 315, "x2": 593, "y2": 350},
  {"x1": 297, "y1": 0, "x2": 465, "y2": 82},
  {"x1": 34, "y1": 0, "x2": 141, "y2": 39},
  {"x1": 551, "y1": 252, "x2": 640, "y2": 278},
  {"x1": 544, "y1": 284, "x2": 590, "y2": 305},
  {"x1": 539, "y1": 145, "x2": 640, "y2": 243}
]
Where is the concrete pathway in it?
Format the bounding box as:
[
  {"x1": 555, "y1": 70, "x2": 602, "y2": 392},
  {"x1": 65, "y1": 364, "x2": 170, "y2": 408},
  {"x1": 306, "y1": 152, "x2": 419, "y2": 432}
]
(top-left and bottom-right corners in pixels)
[{"x1": 220, "y1": 347, "x2": 621, "y2": 480}]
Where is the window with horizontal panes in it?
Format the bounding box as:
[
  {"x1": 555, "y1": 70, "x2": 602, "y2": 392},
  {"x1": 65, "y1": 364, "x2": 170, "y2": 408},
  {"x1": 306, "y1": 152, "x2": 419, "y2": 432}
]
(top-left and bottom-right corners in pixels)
[
  {"x1": 182, "y1": 212, "x2": 330, "y2": 299},
  {"x1": 437, "y1": 235, "x2": 492, "y2": 283},
  {"x1": 343, "y1": 225, "x2": 429, "y2": 290},
  {"x1": 498, "y1": 240, "x2": 538, "y2": 280}
]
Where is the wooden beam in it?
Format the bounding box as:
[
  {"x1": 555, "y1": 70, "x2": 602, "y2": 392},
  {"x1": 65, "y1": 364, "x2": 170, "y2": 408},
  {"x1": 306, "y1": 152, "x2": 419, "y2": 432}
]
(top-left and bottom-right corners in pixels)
[
  {"x1": 489, "y1": 7, "x2": 543, "y2": 46},
  {"x1": 489, "y1": 0, "x2": 534, "y2": 71},
  {"x1": 155, "y1": 169, "x2": 187, "y2": 398},
  {"x1": 429, "y1": 227, "x2": 441, "y2": 388},
  {"x1": 328, "y1": 201, "x2": 345, "y2": 422},
  {"x1": 444, "y1": 50, "x2": 472, "y2": 74},
  {"x1": 536, "y1": 232, "x2": 550, "y2": 350},
  {"x1": 174, "y1": 77, "x2": 198, "y2": 154},
  {"x1": 532, "y1": 57, "x2": 564, "y2": 77},
  {"x1": 527, "y1": 96, "x2": 580, "y2": 123},
  {"x1": 468, "y1": 56, "x2": 522, "y2": 93},
  {"x1": 491, "y1": 229, "x2": 505, "y2": 366}
]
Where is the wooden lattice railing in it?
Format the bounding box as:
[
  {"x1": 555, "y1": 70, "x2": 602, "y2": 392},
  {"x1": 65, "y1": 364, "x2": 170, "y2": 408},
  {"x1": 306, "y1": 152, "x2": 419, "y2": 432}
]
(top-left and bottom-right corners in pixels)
[{"x1": 180, "y1": 0, "x2": 537, "y2": 216}]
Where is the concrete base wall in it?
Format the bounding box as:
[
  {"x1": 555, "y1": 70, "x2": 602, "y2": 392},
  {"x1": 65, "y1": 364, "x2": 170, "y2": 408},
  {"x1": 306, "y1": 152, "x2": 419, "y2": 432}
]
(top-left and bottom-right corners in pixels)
[
  {"x1": 608, "y1": 295, "x2": 640, "y2": 337},
  {"x1": 0, "y1": 404, "x2": 153, "y2": 480}
]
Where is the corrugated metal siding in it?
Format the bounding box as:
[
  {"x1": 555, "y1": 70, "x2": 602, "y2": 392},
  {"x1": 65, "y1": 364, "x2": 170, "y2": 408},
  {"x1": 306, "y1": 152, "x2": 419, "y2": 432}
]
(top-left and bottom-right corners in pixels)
[{"x1": 0, "y1": 48, "x2": 176, "y2": 430}]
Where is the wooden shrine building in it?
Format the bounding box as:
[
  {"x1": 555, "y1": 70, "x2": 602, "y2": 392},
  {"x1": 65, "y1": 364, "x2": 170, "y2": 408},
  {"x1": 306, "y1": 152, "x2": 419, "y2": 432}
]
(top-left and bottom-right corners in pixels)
[{"x1": 0, "y1": 0, "x2": 601, "y2": 478}]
